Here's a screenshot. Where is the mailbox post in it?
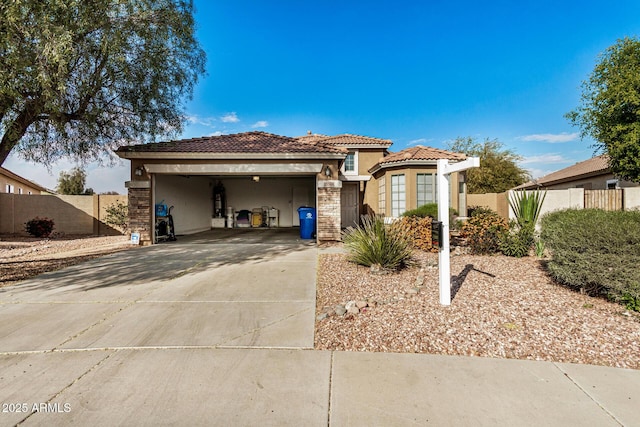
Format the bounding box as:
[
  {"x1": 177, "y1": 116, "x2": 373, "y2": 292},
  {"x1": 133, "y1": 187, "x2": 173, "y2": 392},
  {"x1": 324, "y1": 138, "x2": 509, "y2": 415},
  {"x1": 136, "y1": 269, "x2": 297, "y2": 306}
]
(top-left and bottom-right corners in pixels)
[{"x1": 436, "y1": 157, "x2": 480, "y2": 306}]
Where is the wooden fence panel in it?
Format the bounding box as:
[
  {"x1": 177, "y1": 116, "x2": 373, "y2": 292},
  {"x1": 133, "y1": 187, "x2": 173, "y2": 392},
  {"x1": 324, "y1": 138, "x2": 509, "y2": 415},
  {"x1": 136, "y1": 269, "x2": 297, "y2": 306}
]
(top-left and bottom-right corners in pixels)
[{"x1": 584, "y1": 189, "x2": 623, "y2": 211}]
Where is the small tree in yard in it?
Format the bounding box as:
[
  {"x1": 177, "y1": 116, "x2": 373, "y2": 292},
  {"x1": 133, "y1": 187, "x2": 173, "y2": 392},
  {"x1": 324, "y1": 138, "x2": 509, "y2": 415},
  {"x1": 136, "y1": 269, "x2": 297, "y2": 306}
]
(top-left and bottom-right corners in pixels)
[{"x1": 104, "y1": 201, "x2": 128, "y2": 233}]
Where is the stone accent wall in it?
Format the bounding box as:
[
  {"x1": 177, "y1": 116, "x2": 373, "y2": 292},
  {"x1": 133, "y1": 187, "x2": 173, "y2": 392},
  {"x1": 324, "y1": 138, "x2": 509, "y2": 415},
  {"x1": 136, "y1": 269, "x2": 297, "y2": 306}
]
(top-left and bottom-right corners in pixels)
[
  {"x1": 317, "y1": 185, "x2": 341, "y2": 241},
  {"x1": 128, "y1": 186, "x2": 152, "y2": 243}
]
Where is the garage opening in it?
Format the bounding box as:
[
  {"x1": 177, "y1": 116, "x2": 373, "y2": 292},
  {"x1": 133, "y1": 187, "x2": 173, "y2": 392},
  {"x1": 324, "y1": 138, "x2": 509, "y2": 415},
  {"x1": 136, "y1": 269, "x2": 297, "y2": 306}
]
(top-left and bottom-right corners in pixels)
[{"x1": 153, "y1": 174, "x2": 316, "y2": 239}]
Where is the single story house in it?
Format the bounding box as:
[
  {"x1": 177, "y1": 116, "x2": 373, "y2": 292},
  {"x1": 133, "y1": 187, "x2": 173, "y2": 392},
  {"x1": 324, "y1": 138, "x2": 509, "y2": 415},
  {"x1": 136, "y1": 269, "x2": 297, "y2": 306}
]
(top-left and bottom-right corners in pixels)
[
  {"x1": 516, "y1": 154, "x2": 639, "y2": 190},
  {"x1": 0, "y1": 166, "x2": 49, "y2": 195},
  {"x1": 116, "y1": 131, "x2": 468, "y2": 244}
]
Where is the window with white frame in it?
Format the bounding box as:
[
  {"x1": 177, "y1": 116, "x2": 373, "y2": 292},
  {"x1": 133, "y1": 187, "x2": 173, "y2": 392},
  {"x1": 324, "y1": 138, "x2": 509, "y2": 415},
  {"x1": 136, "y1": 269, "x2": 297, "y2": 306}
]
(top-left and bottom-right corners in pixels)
[
  {"x1": 391, "y1": 174, "x2": 405, "y2": 217},
  {"x1": 342, "y1": 151, "x2": 358, "y2": 175},
  {"x1": 18, "y1": 188, "x2": 23, "y2": 194},
  {"x1": 606, "y1": 179, "x2": 619, "y2": 189},
  {"x1": 5, "y1": 184, "x2": 14, "y2": 193},
  {"x1": 378, "y1": 178, "x2": 386, "y2": 215},
  {"x1": 416, "y1": 173, "x2": 436, "y2": 206}
]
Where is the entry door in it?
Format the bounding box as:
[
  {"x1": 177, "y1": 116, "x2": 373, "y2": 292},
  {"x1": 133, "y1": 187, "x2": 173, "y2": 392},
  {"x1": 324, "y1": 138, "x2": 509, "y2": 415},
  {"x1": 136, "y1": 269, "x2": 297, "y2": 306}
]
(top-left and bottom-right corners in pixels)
[{"x1": 341, "y1": 183, "x2": 359, "y2": 228}]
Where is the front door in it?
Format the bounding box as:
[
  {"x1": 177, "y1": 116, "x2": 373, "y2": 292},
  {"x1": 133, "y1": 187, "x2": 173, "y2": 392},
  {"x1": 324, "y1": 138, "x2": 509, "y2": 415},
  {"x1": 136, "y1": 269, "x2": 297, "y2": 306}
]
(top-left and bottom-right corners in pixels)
[{"x1": 341, "y1": 183, "x2": 359, "y2": 228}]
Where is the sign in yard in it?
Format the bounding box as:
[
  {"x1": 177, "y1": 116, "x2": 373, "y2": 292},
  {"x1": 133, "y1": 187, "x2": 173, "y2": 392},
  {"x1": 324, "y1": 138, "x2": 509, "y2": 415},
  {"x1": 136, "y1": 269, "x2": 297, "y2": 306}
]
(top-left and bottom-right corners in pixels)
[{"x1": 436, "y1": 157, "x2": 480, "y2": 306}]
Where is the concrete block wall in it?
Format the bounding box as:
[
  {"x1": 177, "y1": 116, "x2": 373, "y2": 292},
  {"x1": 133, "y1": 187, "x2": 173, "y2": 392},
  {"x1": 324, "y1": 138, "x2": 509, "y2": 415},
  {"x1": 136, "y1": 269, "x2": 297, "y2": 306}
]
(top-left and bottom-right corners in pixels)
[{"x1": 0, "y1": 193, "x2": 127, "y2": 235}]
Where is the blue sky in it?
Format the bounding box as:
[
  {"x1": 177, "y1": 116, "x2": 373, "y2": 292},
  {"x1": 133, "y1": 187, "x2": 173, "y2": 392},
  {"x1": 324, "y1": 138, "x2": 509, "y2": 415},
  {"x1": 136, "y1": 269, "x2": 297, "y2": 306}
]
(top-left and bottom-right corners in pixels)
[{"x1": 5, "y1": 0, "x2": 640, "y2": 193}]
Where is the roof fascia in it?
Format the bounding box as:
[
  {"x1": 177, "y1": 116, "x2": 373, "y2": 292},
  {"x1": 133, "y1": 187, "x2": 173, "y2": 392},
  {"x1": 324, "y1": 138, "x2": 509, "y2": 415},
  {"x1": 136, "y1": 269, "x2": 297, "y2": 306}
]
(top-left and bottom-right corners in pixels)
[{"x1": 116, "y1": 152, "x2": 346, "y2": 160}]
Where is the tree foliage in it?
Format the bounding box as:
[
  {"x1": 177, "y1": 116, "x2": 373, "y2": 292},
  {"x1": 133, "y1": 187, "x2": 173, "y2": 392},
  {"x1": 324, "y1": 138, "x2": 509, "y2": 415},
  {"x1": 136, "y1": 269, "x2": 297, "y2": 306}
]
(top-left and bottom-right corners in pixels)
[
  {"x1": 446, "y1": 137, "x2": 530, "y2": 193},
  {"x1": 567, "y1": 37, "x2": 640, "y2": 183},
  {"x1": 0, "y1": 0, "x2": 206, "y2": 166},
  {"x1": 56, "y1": 167, "x2": 93, "y2": 195}
]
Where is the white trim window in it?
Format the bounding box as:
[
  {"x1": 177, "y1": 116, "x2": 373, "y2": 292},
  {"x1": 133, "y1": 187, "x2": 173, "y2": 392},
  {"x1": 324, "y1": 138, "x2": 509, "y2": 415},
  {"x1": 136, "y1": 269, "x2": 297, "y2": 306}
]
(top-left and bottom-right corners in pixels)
[
  {"x1": 391, "y1": 174, "x2": 406, "y2": 217},
  {"x1": 5, "y1": 184, "x2": 14, "y2": 193},
  {"x1": 378, "y1": 177, "x2": 386, "y2": 215},
  {"x1": 606, "y1": 179, "x2": 619, "y2": 189},
  {"x1": 416, "y1": 173, "x2": 436, "y2": 205},
  {"x1": 342, "y1": 151, "x2": 358, "y2": 175}
]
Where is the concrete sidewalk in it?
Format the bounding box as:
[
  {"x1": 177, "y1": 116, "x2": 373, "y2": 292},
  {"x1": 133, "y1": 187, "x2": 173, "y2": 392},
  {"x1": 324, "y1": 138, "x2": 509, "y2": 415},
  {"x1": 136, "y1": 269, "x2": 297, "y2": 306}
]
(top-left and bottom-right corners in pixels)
[{"x1": 1, "y1": 235, "x2": 638, "y2": 426}]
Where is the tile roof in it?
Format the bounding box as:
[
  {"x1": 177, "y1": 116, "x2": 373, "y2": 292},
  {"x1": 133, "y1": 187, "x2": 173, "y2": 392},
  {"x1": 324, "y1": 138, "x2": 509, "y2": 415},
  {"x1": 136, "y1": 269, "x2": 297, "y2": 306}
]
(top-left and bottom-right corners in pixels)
[
  {"x1": 296, "y1": 133, "x2": 392, "y2": 147},
  {"x1": 117, "y1": 131, "x2": 346, "y2": 155},
  {"x1": 376, "y1": 146, "x2": 466, "y2": 165},
  {"x1": 515, "y1": 154, "x2": 610, "y2": 189}
]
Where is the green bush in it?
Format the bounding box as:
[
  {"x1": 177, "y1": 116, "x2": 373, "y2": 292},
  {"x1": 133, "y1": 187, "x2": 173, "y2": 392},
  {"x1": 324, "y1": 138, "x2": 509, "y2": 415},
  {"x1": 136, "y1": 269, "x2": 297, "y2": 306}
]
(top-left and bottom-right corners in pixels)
[
  {"x1": 461, "y1": 211, "x2": 509, "y2": 254},
  {"x1": 402, "y1": 203, "x2": 457, "y2": 219},
  {"x1": 342, "y1": 215, "x2": 413, "y2": 270},
  {"x1": 467, "y1": 205, "x2": 495, "y2": 217},
  {"x1": 25, "y1": 217, "x2": 55, "y2": 238},
  {"x1": 104, "y1": 201, "x2": 129, "y2": 232},
  {"x1": 541, "y1": 209, "x2": 640, "y2": 309},
  {"x1": 499, "y1": 222, "x2": 534, "y2": 258}
]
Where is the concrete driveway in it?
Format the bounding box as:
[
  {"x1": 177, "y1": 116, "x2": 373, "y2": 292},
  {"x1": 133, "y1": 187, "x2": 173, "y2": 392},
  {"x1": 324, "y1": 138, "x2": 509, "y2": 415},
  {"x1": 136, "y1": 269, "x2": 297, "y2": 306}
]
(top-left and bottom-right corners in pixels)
[{"x1": 1, "y1": 228, "x2": 639, "y2": 426}]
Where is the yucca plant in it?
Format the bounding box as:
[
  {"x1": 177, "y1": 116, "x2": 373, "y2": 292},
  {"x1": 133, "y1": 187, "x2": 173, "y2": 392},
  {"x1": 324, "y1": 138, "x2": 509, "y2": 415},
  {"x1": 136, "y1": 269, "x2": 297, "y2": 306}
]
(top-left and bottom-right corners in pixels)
[
  {"x1": 342, "y1": 215, "x2": 413, "y2": 270},
  {"x1": 508, "y1": 190, "x2": 547, "y2": 228}
]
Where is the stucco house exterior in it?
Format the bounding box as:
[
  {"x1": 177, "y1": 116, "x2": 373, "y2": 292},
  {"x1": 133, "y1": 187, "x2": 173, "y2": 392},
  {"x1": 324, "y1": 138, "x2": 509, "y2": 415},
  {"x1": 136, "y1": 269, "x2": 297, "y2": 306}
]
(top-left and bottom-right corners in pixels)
[
  {"x1": 515, "y1": 154, "x2": 639, "y2": 190},
  {"x1": 0, "y1": 166, "x2": 48, "y2": 195},
  {"x1": 116, "y1": 131, "x2": 467, "y2": 244}
]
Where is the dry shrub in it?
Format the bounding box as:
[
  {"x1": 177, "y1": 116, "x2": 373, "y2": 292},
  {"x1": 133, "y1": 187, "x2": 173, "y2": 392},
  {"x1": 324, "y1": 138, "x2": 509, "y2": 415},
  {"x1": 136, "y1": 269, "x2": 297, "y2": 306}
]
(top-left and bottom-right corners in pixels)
[
  {"x1": 396, "y1": 216, "x2": 436, "y2": 252},
  {"x1": 461, "y1": 212, "x2": 509, "y2": 254}
]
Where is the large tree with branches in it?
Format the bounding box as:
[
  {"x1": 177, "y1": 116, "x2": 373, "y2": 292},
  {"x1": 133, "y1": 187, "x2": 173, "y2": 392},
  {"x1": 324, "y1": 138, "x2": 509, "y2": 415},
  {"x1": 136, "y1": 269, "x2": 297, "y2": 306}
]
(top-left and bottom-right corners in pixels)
[
  {"x1": 567, "y1": 37, "x2": 640, "y2": 183},
  {"x1": 0, "y1": 0, "x2": 206, "y2": 166}
]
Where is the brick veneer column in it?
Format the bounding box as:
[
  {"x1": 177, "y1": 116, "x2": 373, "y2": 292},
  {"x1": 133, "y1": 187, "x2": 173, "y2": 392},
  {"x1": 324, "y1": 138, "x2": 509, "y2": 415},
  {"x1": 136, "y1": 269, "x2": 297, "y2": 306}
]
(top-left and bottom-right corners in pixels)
[
  {"x1": 127, "y1": 182, "x2": 152, "y2": 244},
  {"x1": 317, "y1": 181, "x2": 342, "y2": 241}
]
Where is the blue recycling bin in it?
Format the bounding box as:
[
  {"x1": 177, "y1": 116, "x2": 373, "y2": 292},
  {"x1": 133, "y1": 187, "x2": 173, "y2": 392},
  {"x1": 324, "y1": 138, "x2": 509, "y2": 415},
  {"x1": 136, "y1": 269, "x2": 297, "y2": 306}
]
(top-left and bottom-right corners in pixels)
[{"x1": 297, "y1": 207, "x2": 316, "y2": 239}]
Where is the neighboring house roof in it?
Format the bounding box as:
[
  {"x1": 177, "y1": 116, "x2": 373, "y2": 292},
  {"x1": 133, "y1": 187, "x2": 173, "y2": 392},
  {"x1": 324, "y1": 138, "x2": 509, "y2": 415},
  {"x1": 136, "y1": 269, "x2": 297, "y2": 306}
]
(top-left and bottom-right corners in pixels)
[
  {"x1": 297, "y1": 133, "x2": 392, "y2": 149},
  {"x1": 0, "y1": 166, "x2": 49, "y2": 193},
  {"x1": 515, "y1": 154, "x2": 610, "y2": 189},
  {"x1": 116, "y1": 131, "x2": 347, "y2": 159},
  {"x1": 368, "y1": 146, "x2": 466, "y2": 174}
]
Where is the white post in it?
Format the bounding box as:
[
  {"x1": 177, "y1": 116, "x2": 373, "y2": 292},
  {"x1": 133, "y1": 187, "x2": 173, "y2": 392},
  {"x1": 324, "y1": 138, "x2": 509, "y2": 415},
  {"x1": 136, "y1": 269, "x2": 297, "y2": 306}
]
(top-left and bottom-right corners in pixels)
[
  {"x1": 436, "y1": 159, "x2": 451, "y2": 305},
  {"x1": 436, "y1": 157, "x2": 480, "y2": 306}
]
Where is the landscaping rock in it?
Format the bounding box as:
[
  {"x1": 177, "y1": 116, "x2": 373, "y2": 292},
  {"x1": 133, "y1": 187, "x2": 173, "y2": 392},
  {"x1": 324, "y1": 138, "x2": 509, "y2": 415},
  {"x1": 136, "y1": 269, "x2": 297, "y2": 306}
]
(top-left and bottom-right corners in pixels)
[
  {"x1": 355, "y1": 300, "x2": 368, "y2": 309},
  {"x1": 316, "y1": 313, "x2": 328, "y2": 321},
  {"x1": 347, "y1": 306, "x2": 360, "y2": 315},
  {"x1": 334, "y1": 305, "x2": 347, "y2": 316}
]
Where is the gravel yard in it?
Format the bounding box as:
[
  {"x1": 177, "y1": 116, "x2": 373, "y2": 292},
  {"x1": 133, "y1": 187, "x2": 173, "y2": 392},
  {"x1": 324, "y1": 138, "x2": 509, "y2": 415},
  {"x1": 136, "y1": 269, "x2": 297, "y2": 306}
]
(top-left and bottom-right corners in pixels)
[
  {"x1": 315, "y1": 250, "x2": 640, "y2": 370},
  {"x1": 0, "y1": 234, "x2": 137, "y2": 286}
]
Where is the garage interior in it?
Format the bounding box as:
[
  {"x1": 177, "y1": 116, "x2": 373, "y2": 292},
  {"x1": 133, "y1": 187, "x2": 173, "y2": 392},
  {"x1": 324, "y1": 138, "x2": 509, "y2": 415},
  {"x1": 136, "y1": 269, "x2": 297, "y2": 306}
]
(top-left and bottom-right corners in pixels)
[{"x1": 153, "y1": 174, "x2": 316, "y2": 237}]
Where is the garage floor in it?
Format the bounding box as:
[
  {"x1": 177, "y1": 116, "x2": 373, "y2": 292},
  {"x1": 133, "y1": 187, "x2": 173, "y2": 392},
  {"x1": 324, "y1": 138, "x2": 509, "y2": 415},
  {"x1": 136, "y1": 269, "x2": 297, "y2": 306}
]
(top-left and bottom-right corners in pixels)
[{"x1": 174, "y1": 227, "x2": 315, "y2": 244}]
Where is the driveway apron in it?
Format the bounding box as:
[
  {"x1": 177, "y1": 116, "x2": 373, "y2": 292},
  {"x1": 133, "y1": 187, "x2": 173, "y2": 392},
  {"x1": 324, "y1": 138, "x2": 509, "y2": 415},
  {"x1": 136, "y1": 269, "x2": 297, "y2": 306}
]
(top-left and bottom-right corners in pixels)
[{"x1": 0, "y1": 229, "x2": 318, "y2": 351}]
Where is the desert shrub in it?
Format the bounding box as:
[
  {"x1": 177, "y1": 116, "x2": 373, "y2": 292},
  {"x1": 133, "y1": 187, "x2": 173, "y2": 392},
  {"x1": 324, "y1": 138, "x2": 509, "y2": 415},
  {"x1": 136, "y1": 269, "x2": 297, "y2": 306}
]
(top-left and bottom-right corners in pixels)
[
  {"x1": 541, "y1": 209, "x2": 640, "y2": 309},
  {"x1": 25, "y1": 217, "x2": 55, "y2": 238},
  {"x1": 396, "y1": 216, "x2": 434, "y2": 252},
  {"x1": 104, "y1": 201, "x2": 129, "y2": 232},
  {"x1": 402, "y1": 203, "x2": 458, "y2": 224},
  {"x1": 461, "y1": 211, "x2": 509, "y2": 254},
  {"x1": 342, "y1": 215, "x2": 413, "y2": 270},
  {"x1": 467, "y1": 205, "x2": 495, "y2": 217},
  {"x1": 499, "y1": 222, "x2": 534, "y2": 258}
]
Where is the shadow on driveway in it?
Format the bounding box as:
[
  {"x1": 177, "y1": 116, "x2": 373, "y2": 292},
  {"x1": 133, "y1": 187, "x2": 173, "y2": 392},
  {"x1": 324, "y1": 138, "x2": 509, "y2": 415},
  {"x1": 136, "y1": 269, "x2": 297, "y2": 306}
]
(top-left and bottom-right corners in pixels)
[{"x1": 0, "y1": 228, "x2": 316, "y2": 294}]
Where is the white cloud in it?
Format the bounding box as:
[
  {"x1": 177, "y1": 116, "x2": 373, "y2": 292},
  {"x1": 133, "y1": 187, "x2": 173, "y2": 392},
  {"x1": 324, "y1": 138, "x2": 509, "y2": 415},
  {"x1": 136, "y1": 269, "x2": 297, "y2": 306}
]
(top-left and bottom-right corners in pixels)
[
  {"x1": 408, "y1": 138, "x2": 433, "y2": 146},
  {"x1": 185, "y1": 115, "x2": 217, "y2": 127},
  {"x1": 519, "y1": 154, "x2": 568, "y2": 165},
  {"x1": 220, "y1": 112, "x2": 240, "y2": 123},
  {"x1": 209, "y1": 131, "x2": 224, "y2": 136},
  {"x1": 251, "y1": 120, "x2": 269, "y2": 128},
  {"x1": 518, "y1": 132, "x2": 579, "y2": 143},
  {"x1": 525, "y1": 167, "x2": 555, "y2": 179}
]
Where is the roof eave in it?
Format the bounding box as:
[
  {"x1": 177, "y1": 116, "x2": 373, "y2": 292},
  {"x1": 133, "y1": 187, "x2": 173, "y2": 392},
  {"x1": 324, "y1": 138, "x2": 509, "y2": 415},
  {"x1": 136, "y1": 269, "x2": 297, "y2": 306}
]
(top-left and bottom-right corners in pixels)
[{"x1": 116, "y1": 151, "x2": 347, "y2": 160}]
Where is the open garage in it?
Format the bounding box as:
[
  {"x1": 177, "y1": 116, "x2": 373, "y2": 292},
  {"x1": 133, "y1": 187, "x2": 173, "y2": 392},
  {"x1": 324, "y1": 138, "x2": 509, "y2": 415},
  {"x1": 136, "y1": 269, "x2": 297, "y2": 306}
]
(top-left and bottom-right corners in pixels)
[{"x1": 117, "y1": 132, "x2": 345, "y2": 244}]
